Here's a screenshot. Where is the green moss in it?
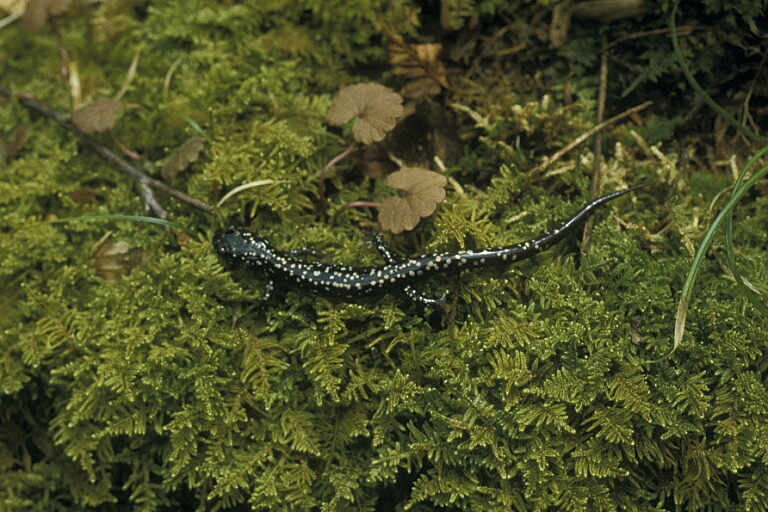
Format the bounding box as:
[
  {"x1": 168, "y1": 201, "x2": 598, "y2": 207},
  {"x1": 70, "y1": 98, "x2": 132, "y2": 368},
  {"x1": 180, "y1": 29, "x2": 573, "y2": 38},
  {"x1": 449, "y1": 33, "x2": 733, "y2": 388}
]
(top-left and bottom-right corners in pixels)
[{"x1": 2, "y1": 1, "x2": 768, "y2": 511}]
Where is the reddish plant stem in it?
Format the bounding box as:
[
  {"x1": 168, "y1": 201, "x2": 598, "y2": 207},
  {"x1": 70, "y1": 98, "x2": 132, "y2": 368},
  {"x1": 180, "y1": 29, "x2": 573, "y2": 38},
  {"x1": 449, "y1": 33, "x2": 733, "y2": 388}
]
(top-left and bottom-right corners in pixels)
[
  {"x1": 331, "y1": 200, "x2": 383, "y2": 225},
  {"x1": 318, "y1": 141, "x2": 357, "y2": 213}
]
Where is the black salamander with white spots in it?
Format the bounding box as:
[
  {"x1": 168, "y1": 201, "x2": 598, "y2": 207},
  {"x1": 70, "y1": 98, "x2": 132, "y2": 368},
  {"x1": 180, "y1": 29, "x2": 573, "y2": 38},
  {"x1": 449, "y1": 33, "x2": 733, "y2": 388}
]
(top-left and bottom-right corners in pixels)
[{"x1": 214, "y1": 183, "x2": 647, "y2": 310}]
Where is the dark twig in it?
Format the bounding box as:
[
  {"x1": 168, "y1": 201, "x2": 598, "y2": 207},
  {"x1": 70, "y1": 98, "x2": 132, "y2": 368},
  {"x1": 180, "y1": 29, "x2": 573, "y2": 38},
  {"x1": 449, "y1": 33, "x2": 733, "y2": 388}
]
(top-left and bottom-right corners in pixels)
[
  {"x1": 581, "y1": 33, "x2": 609, "y2": 255},
  {"x1": 0, "y1": 86, "x2": 214, "y2": 218},
  {"x1": 605, "y1": 24, "x2": 696, "y2": 50},
  {"x1": 534, "y1": 100, "x2": 653, "y2": 175}
]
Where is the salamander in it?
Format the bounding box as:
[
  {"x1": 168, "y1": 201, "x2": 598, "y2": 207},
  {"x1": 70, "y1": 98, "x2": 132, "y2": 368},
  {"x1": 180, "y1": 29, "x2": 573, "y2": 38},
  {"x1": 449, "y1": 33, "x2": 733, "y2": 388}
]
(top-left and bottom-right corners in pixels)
[{"x1": 214, "y1": 183, "x2": 647, "y2": 310}]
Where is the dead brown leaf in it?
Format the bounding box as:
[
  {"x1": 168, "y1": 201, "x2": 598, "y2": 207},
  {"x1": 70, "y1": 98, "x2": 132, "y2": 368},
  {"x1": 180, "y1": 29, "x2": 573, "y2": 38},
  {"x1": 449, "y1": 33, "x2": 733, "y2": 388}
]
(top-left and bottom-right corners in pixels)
[
  {"x1": 71, "y1": 98, "x2": 124, "y2": 134},
  {"x1": 7, "y1": 124, "x2": 31, "y2": 160},
  {"x1": 162, "y1": 136, "x2": 206, "y2": 179},
  {"x1": 327, "y1": 83, "x2": 404, "y2": 144},
  {"x1": 0, "y1": 0, "x2": 26, "y2": 16},
  {"x1": 0, "y1": 124, "x2": 32, "y2": 162},
  {"x1": 358, "y1": 143, "x2": 398, "y2": 179},
  {"x1": 551, "y1": 0, "x2": 654, "y2": 48},
  {"x1": 92, "y1": 237, "x2": 147, "y2": 281},
  {"x1": 21, "y1": 0, "x2": 47, "y2": 33},
  {"x1": 47, "y1": 0, "x2": 71, "y2": 16},
  {"x1": 400, "y1": 78, "x2": 442, "y2": 100},
  {"x1": 21, "y1": 0, "x2": 72, "y2": 33},
  {"x1": 571, "y1": 0, "x2": 654, "y2": 21},
  {"x1": 69, "y1": 187, "x2": 105, "y2": 204},
  {"x1": 379, "y1": 167, "x2": 447, "y2": 234},
  {"x1": 386, "y1": 31, "x2": 450, "y2": 94}
]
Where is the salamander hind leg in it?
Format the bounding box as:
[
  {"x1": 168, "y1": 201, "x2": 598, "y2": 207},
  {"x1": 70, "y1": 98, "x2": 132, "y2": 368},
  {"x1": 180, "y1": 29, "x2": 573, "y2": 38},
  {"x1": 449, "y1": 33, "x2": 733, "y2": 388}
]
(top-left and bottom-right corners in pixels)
[
  {"x1": 373, "y1": 234, "x2": 445, "y2": 311},
  {"x1": 262, "y1": 280, "x2": 275, "y2": 302},
  {"x1": 405, "y1": 286, "x2": 446, "y2": 312}
]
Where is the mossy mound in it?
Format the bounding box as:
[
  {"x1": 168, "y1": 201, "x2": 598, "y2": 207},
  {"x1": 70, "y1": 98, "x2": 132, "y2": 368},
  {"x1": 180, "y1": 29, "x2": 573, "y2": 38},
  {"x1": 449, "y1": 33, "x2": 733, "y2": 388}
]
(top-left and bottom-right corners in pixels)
[{"x1": 2, "y1": 1, "x2": 768, "y2": 510}]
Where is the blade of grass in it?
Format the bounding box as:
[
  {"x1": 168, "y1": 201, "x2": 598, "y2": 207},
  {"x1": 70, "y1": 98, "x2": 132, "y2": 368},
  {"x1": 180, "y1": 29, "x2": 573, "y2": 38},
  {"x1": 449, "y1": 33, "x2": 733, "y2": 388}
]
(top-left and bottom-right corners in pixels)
[
  {"x1": 723, "y1": 203, "x2": 768, "y2": 315},
  {"x1": 48, "y1": 214, "x2": 198, "y2": 237},
  {"x1": 216, "y1": 180, "x2": 288, "y2": 208},
  {"x1": 670, "y1": 1, "x2": 768, "y2": 146},
  {"x1": 662, "y1": 1, "x2": 768, "y2": 361},
  {"x1": 667, "y1": 146, "x2": 768, "y2": 361},
  {"x1": 722, "y1": 139, "x2": 768, "y2": 318}
]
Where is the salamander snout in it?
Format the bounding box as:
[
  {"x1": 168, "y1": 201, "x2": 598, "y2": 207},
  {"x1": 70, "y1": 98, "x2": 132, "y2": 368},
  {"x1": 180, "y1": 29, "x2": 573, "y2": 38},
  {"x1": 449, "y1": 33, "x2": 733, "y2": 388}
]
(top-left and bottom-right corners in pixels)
[{"x1": 214, "y1": 227, "x2": 274, "y2": 266}]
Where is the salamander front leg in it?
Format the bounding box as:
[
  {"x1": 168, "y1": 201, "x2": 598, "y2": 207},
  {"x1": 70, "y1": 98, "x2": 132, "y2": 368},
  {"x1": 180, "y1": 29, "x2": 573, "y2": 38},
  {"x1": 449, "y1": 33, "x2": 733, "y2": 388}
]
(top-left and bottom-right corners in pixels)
[{"x1": 371, "y1": 233, "x2": 399, "y2": 263}]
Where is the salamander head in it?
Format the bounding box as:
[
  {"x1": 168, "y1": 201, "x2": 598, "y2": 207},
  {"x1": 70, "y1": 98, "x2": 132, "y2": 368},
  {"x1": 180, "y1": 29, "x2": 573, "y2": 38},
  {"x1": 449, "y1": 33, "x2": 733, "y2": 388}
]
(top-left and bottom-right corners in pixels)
[{"x1": 214, "y1": 226, "x2": 275, "y2": 269}]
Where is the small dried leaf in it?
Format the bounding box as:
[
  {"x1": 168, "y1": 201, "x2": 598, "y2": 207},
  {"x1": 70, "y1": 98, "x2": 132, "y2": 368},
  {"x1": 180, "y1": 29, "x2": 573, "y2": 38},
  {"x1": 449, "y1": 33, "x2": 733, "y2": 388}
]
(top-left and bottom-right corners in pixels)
[
  {"x1": 379, "y1": 167, "x2": 447, "y2": 234},
  {"x1": 0, "y1": 0, "x2": 26, "y2": 16},
  {"x1": 21, "y1": 0, "x2": 47, "y2": 33},
  {"x1": 327, "y1": 83, "x2": 404, "y2": 144},
  {"x1": 20, "y1": 0, "x2": 71, "y2": 32},
  {"x1": 47, "y1": 0, "x2": 72, "y2": 16},
  {"x1": 70, "y1": 187, "x2": 105, "y2": 204},
  {"x1": 7, "y1": 124, "x2": 31, "y2": 160},
  {"x1": 386, "y1": 31, "x2": 450, "y2": 91},
  {"x1": 549, "y1": 2, "x2": 573, "y2": 49},
  {"x1": 93, "y1": 239, "x2": 147, "y2": 281},
  {"x1": 71, "y1": 99, "x2": 124, "y2": 134},
  {"x1": 359, "y1": 144, "x2": 398, "y2": 179},
  {"x1": 400, "y1": 78, "x2": 442, "y2": 100},
  {"x1": 161, "y1": 136, "x2": 206, "y2": 179},
  {"x1": 571, "y1": 0, "x2": 654, "y2": 21},
  {"x1": 0, "y1": 124, "x2": 31, "y2": 162}
]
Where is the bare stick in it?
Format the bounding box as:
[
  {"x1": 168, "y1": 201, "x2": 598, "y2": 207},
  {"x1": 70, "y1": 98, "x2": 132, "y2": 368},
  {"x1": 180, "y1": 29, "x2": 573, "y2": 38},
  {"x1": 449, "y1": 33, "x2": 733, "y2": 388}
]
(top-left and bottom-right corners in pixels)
[
  {"x1": 0, "y1": 86, "x2": 214, "y2": 217},
  {"x1": 534, "y1": 100, "x2": 653, "y2": 176},
  {"x1": 581, "y1": 33, "x2": 610, "y2": 255}
]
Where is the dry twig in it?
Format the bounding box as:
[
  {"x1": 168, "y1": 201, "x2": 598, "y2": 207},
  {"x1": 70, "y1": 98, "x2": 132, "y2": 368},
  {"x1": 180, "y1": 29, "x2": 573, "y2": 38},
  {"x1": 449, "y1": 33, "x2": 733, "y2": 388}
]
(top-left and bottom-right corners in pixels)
[
  {"x1": 581, "y1": 33, "x2": 610, "y2": 255},
  {"x1": 533, "y1": 100, "x2": 653, "y2": 176},
  {"x1": 0, "y1": 85, "x2": 214, "y2": 218}
]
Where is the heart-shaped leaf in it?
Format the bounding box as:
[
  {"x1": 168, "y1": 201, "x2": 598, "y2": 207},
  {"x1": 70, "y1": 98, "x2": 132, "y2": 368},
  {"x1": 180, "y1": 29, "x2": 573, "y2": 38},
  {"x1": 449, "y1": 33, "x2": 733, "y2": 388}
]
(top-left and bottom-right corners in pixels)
[
  {"x1": 92, "y1": 238, "x2": 147, "y2": 281},
  {"x1": 71, "y1": 98, "x2": 124, "y2": 134},
  {"x1": 327, "y1": 83, "x2": 404, "y2": 144},
  {"x1": 161, "y1": 136, "x2": 206, "y2": 179},
  {"x1": 379, "y1": 167, "x2": 447, "y2": 234}
]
